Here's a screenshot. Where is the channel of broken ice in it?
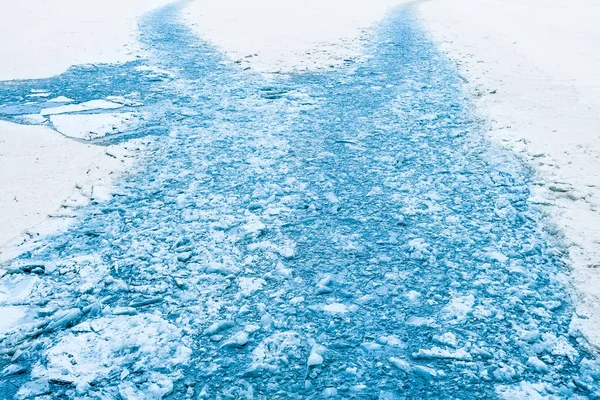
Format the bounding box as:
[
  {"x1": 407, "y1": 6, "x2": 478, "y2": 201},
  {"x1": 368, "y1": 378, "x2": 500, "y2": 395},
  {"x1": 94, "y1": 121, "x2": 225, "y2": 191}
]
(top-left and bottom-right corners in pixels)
[{"x1": 0, "y1": 3, "x2": 599, "y2": 399}]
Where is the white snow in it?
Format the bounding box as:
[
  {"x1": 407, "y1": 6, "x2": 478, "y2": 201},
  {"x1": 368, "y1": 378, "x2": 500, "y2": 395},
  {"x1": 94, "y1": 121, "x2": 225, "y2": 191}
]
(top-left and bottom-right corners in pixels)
[
  {"x1": 182, "y1": 0, "x2": 407, "y2": 73},
  {"x1": 0, "y1": 121, "x2": 133, "y2": 253},
  {"x1": 417, "y1": 0, "x2": 600, "y2": 351},
  {"x1": 0, "y1": 0, "x2": 174, "y2": 81}
]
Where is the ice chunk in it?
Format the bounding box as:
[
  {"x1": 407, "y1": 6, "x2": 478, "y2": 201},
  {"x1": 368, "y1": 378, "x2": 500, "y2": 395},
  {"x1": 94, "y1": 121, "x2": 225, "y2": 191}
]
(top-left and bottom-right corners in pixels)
[
  {"x1": 20, "y1": 114, "x2": 47, "y2": 124},
  {"x1": 15, "y1": 380, "x2": 50, "y2": 399},
  {"x1": 277, "y1": 240, "x2": 296, "y2": 259},
  {"x1": 238, "y1": 277, "x2": 266, "y2": 296},
  {"x1": 380, "y1": 335, "x2": 406, "y2": 348},
  {"x1": 0, "y1": 275, "x2": 39, "y2": 303},
  {"x1": 0, "y1": 306, "x2": 27, "y2": 334},
  {"x1": 406, "y1": 316, "x2": 434, "y2": 327},
  {"x1": 350, "y1": 384, "x2": 368, "y2": 392},
  {"x1": 26, "y1": 91, "x2": 50, "y2": 98},
  {"x1": 355, "y1": 294, "x2": 378, "y2": 305},
  {"x1": 275, "y1": 262, "x2": 293, "y2": 278},
  {"x1": 433, "y1": 332, "x2": 458, "y2": 347},
  {"x1": 526, "y1": 356, "x2": 549, "y2": 373},
  {"x1": 243, "y1": 214, "x2": 266, "y2": 233},
  {"x1": 412, "y1": 347, "x2": 472, "y2": 361},
  {"x1": 261, "y1": 313, "x2": 274, "y2": 330},
  {"x1": 1, "y1": 364, "x2": 26, "y2": 377},
  {"x1": 496, "y1": 381, "x2": 551, "y2": 399},
  {"x1": 247, "y1": 240, "x2": 296, "y2": 259},
  {"x1": 118, "y1": 375, "x2": 174, "y2": 399},
  {"x1": 206, "y1": 262, "x2": 236, "y2": 275},
  {"x1": 413, "y1": 365, "x2": 444, "y2": 381},
  {"x1": 361, "y1": 342, "x2": 384, "y2": 352},
  {"x1": 50, "y1": 112, "x2": 142, "y2": 140},
  {"x1": 322, "y1": 387, "x2": 339, "y2": 398},
  {"x1": 519, "y1": 329, "x2": 541, "y2": 343},
  {"x1": 45, "y1": 308, "x2": 83, "y2": 332},
  {"x1": 493, "y1": 364, "x2": 518, "y2": 381},
  {"x1": 405, "y1": 290, "x2": 421, "y2": 301},
  {"x1": 307, "y1": 352, "x2": 323, "y2": 367},
  {"x1": 307, "y1": 344, "x2": 327, "y2": 367},
  {"x1": 252, "y1": 331, "x2": 302, "y2": 368},
  {"x1": 173, "y1": 345, "x2": 193, "y2": 364},
  {"x1": 440, "y1": 294, "x2": 475, "y2": 323},
  {"x1": 324, "y1": 192, "x2": 339, "y2": 203},
  {"x1": 323, "y1": 303, "x2": 348, "y2": 316},
  {"x1": 389, "y1": 357, "x2": 411, "y2": 373},
  {"x1": 221, "y1": 331, "x2": 249, "y2": 348},
  {"x1": 40, "y1": 99, "x2": 123, "y2": 115},
  {"x1": 550, "y1": 336, "x2": 579, "y2": 361},
  {"x1": 408, "y1": 238, "x2": 429, "y2": 253},
  {"x1": 177, "y1": 252, "x2": 193, "y2": 263},
  {"x1": 245, "y1": 324, "x2": 261, "y2": 333},
  {"x1": 48, "y1": 96, "x2": 74, "y2": 103},
  {"x1": 203, "y1": 320, "x2": 235, "y2": 336}
]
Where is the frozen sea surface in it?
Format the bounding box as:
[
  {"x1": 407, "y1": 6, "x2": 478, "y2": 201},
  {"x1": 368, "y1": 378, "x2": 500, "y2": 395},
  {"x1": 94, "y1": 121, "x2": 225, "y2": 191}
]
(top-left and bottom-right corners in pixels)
[{"x1": 1, "y1": 3, "x2": 599, "y2": 399}]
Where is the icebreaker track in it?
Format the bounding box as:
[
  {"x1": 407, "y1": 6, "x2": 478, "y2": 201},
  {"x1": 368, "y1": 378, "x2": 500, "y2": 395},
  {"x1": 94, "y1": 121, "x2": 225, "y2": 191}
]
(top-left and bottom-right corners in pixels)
[{"x1": 1, "y1": 3, "x2": 599, "y2": 399}]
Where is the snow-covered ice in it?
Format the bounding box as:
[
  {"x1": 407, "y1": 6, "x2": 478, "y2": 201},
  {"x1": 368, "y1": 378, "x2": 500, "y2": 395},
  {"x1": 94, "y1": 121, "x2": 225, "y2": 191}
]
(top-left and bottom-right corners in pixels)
[
  {"x1": 0, "y1": 0, "x2": 173, "y2": 81},
  {"x1": 0, "y1": 121, "x2": 136, "y2": 251},
  {"x1": 182, "y1": 0, "x2": 405, "y2": 73},
  {"x1": 50, "y1": 112, "x2": 144, "y2": 141},
  {"x1": 40, "y1": 99, "x2": 123, "y2": 116}
]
